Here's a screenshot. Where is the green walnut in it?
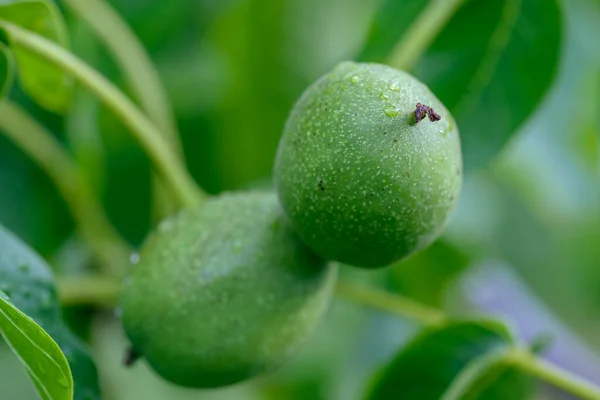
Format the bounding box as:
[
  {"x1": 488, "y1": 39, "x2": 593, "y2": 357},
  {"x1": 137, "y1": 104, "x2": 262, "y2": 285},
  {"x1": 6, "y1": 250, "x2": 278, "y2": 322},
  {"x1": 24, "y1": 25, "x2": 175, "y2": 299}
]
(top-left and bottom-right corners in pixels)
[
  {"x1": 120, "y1": 191, "x2": 337, "y2": 388},
  {"x1": 274, "y1": 61, "x2": 462, "y2": 268}
]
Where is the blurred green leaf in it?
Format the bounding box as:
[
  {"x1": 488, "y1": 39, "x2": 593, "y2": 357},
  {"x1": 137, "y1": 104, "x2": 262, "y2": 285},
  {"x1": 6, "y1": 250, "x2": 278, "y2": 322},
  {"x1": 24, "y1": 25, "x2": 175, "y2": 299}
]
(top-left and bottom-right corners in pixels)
[
  {"x1": 0, "y1": 0, "x2": 72, "y2": 112},
  {"x1": 0, "y1": 41, "x2": 15, "y2": 96},
  {"x1": 389, "y1": 239, "x2": 470, "y2": 306},
  {"x1": 0, "y1": 225, "x2": 101, "y2": 400},
  {"x1": 210, "y1": 0, "x2": 292, "y2": 189},
  {"x1": 358, "y1": 0, "x2": 563, "y2": 170},
  {"x1": 366, "y1": 320, "x2": 531, "y2": 400},
  {"x1": 357, "y1": 0, "x2": 430, "y2": 63},
  {"x1": 0, "y1": 290, "x2": 73, "y2": 400}
]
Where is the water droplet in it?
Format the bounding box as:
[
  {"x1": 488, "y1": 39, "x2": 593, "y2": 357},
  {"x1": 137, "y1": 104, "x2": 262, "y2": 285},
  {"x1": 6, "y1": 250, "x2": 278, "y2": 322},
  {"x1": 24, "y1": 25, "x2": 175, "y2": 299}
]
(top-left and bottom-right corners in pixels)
[
  {"x1": 129, "y1": 253, "x2": 140, "y2": 265},
  {"x1": 57, "y1": 373, "x2": 69, "y2": 388},
  {"x1": 383, "y1": 106, "x2": 399, "y2": 117},
  {"x1": 37, "y1": 362, "x2": 47, "y2": 375},
  {"x1": 389, "y1": 82, "x2": 400, "y2": 92},
  {"x1": 158, "y1": 219, "x2": 175, "y2": 233},
  {"x1": 379, "y1": 92, "x2": 390, "y2": 101},
  {"x1": 39, "y1": 291, "x2": 52, "y2": 309},
  {"x1": 350, "y1": 75, "x2": 361, "y2": 84}
]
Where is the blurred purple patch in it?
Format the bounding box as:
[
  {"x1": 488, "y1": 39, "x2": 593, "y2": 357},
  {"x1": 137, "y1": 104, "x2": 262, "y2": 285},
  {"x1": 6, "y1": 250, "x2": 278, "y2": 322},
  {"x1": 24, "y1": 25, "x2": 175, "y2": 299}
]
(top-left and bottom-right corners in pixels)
[{"x1": 455, "y1": 261, "x2": 600, "y2": 389}]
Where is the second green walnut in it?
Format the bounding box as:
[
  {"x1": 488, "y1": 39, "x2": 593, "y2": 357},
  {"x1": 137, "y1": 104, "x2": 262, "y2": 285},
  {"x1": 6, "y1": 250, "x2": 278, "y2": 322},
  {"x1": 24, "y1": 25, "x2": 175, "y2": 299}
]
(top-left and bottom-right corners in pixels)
[{"x1": 274, "y1": 61, "x2": 462, "y2": 268}]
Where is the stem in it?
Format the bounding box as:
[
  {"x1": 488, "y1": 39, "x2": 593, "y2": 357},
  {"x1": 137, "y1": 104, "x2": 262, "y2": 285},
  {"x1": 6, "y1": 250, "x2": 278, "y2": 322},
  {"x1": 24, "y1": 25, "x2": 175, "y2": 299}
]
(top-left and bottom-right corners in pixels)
[
  {"x1": 387, "y1": 0, "x2": 465, "y2": 71},
  {"x1": 65, "y1": 18, "x2": 106, "y2": 195},
  {"x1": 55, "y1": 275, "x2": 600, "y2": 399},
  {"x1": 63, "y1": 0, "x2": 181, "y2": 150},
  {"x1": 0, "y1": 100, "x2": 131, "y2": 277},
  {"x1": 63, "y1": 0, "x2": 185, "y2": 219},
  {"x1": 510, "y1": 349, "x2": 600, "y2": 400},
  {"x1": 57, "y1": 275, "x2": 120, "y2": 308},
  {"x1": 335, "y1": 281, "x2": 447, "y2": 326},
  {"x1": 0, "y1": 21, "x2": 203, "y2": 209}
]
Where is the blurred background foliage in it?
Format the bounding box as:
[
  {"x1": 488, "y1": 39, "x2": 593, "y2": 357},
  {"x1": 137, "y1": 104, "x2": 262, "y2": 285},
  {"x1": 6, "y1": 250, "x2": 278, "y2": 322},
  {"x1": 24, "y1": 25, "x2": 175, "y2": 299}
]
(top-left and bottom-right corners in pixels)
[{"x1": 0, "y1": 0, "x2": 598, "y2": 399}]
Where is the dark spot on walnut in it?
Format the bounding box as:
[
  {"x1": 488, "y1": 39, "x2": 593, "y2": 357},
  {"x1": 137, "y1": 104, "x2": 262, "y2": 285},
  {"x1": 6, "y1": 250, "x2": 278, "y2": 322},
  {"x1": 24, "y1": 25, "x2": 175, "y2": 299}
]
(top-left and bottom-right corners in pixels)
[
  {"x1": 124, "y1": 347, "x2": 141, "y2": 367},
  {"x1": 414, "y1": 103, "x2": 427, "y2": 123},
  {"x1": 414, "y1": 103, "x2": 441, "y2": 124},
  {"x1": 318, "y1": 180, "x2": 326, "y2": 191}
]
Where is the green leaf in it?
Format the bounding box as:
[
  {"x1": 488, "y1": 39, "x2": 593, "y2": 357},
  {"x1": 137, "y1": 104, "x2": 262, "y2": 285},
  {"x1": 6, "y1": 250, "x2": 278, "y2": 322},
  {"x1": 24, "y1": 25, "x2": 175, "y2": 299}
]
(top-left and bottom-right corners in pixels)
[
  {"x1": 366, "y1": 320, "x2": 532, "y2": 400},
  {"x1": 0, "y1": 41, "x2": 15, "y2": 96},
  {"x1": 388, "y1": 239, "x2": 470, "y2": 307},
  {"x1": 0, "y1": 289, "x2": 73, "y2": 400},
  {"x1": 357, "y1": 0, "x2": 431, "y2": 63},
  {"x1": 357, "y1": 0, "x2": 563, "y2": 170},
  {"x1": 0, "y1": 0, "x2": 72, "y2": 112},
  {"x1": 0, "y1": 225, "x2": 102, "y2": 400}
]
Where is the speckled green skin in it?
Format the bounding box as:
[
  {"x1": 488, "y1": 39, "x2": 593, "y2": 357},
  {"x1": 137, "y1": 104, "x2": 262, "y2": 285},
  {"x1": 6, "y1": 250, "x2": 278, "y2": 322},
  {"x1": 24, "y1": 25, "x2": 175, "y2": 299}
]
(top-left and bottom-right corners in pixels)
[
  {"x1": 120, "y1": 191, "x2": 337, "y2": 388},
  {"x1": 274, "y1": 62, "x2": 462, "y2": 268}
]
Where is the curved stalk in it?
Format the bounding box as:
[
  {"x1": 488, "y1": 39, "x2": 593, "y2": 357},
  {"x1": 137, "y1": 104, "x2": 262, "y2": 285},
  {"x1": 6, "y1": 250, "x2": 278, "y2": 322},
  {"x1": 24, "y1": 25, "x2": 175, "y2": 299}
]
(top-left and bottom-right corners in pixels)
[
  {"x1": 63, "y1": 0, "x2": 186, "y2": 218},
  {"x1": 0, "y1": 21, "x2": 203, "y2": 209},
  {"x1": 387, "y1": 0, "x2": 465, "y2": 71},
  {"x1": 510, "y1": 349, "x2": 600, "y2": 400},
  {"x1": 57, "y1": 275, "x2": 120, "y2": 308},
  {"x1": 335, "y1": 280, "x2": 447, "y2": 326},
  {"x1": 0, "y1": 100, "x2": 130, "y2": 277},
  {"x1": 63, "y1": 0, "x2": 180, "y2": 149}
]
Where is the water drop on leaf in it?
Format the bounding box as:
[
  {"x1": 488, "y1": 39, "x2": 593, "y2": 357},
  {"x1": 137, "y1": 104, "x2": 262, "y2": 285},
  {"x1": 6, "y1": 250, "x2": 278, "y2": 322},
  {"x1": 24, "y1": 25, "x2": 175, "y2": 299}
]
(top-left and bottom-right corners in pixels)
[{"x1": 57, "y1": 373, "x2": 69, "y2": 388}]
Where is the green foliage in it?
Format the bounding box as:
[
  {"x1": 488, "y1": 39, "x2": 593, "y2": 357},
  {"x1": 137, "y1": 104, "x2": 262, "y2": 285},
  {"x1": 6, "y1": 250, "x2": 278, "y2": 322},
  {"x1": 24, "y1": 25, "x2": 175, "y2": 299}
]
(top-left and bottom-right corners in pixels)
[
  {"x1": 0, "y1": 0, "x2": 71, "y2": 112},
  {"x1": 388, "y1": 239, "x2": 470, "y2": 306},
  {"x1": 275, "y1": 61, "x2": 461, "y2": 268},
  {"x1": 357, "y1": 0, "x2": 432, "y2": 63},
  {"x1": 0, "y1": 41, "x2": 14, "y2": 96},
  {"x1": 121, "y1": 191, "x2": 337, "y2": 388},
  {"x1": 358, "y1": 0, "x2": 563, "y2": 170},
  {"x1": 0, "y1": 225, "x2": 101, "y2": 400},
  {"x1": 0, "y1": 290, "x2": 73, "y2": 400},
  {"x1": 366, "y1": 320, "x2": 531, "y2": 400},
  {"x1": 0, "y1": 0, "x2": 597, "y2": 399}
]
